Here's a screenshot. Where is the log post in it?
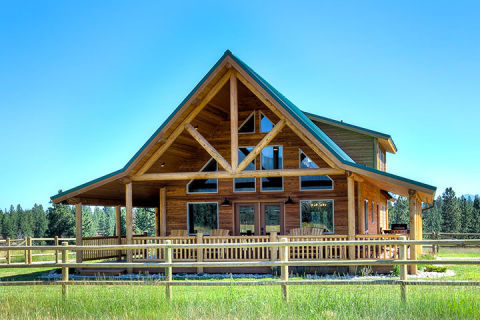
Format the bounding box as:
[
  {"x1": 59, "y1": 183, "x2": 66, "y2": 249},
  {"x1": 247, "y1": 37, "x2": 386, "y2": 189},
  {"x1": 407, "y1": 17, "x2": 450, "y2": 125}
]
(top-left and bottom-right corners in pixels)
[
  {"x1": 24, "y1": 236, "x2": 28, "y2": 264},
  {"x1": 62, "y1": 242, "x2": 69, "y2": 299},
  {"x1": 75, "y1": 203, "x2": 83, "y2": 263},
  {"x1": 347, "y1": 174, "x2": 356, "y2": 274},
  {"x1": 27, "y1": 237, "x2": 32, "y2": 264},
  {"x1": 160, "y1": 187, "x2": 167, "y2": 237},
  {"x1": 196, "y1": 233, "x2": 204, "y2": 273},
  {"x1": 230, "y1": 72, "x2": 238, "y2": 170},
  {"x1": 115, "y1": 205, "x2": 122, "y2": 261},
  {"x1": 399, "y1": 236, "x2": 408, "y2": 302},
  {"x1": 165, "y1": 239, "x2": 172, "y2": 301},
  {"x1": 126, "y1": 183, "x2": 133, "y2": 273},
  {"x1": 55, "y1": 236, "x2": 59, "y2": 264},
  {"x1": 357, "y1": 182, "x2": 365, "y2": 235},
  {"x1": 409, "y1": 190, "x2": 418, "y2": 274},
  {"x1": 270, "y1": 232, "x2": 278, "y2": 272},
  {"x1": 6, "y1": 238, "x2": 10, "y2": 264},
  {"x1": 280, "y1": 237, "x2": 289, "y2": 302},
  {"x1": 155, "y1": 207, "x2": 160, "y2": 237}
]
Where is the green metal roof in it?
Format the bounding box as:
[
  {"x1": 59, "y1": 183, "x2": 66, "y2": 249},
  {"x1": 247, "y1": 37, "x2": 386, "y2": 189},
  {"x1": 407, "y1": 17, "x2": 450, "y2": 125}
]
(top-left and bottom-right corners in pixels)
[{"x1": 51, "y1": 50, "x2": 435, "y2": 201}]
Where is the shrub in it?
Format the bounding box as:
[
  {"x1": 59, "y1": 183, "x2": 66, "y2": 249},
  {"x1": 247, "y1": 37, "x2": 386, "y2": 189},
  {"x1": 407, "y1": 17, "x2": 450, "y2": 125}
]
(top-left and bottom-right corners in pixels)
[{"x1": 424, "y1": 265, "x2": 448, "y2": 273}]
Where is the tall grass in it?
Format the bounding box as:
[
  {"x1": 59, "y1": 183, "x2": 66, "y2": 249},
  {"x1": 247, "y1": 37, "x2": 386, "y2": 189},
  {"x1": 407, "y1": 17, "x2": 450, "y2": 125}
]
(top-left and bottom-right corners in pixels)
[{"x1": 0, "y1": 284, "x2": 479, "y2": 319}]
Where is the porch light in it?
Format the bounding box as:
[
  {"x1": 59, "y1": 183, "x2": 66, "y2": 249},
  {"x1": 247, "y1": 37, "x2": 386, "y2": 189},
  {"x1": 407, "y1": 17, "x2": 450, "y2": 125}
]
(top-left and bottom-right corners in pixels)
[
  {"x1": 284, "y1": 196, "x2": 294, "y2": 205},
  {"x1": 220, "y1": 197, "x2": 231, "y2": 206},
  {"x1": 194, "y1": 125, "x2": 199, "y2": 130},
  {"x1": 161, "y1": 162, "x2": 165, "y2": 167}
]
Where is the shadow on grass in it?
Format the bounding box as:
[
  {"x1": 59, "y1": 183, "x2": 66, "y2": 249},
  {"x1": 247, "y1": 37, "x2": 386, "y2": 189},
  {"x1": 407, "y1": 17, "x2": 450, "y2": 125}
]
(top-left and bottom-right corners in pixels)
[{"x1": 0, "y1": 268, "x2": 60, "y2": 282}]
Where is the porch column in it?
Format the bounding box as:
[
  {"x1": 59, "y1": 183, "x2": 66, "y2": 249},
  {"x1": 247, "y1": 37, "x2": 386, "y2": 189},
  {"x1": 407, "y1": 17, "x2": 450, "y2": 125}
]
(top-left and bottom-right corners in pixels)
[
  {"x1": 115, "y1": 205, "x2": 122, "y2": 261},
  {"x1": 357, "y1": 181, "x2": 365, "y2": 234},
  {"x1": 155, "y1": 207, "x2": 160, "y2": 237},
  {"x1": 126, "y1": 182, "x2": 133, "y2": 273},
  {"x1": 75, "y1": 203, "x2": 83, "y2": 263},
  {"x1": 160, "y1": 187, "x2": 167, "y2": 236},
  {"x1": 347, "y1": 174, "x2": 356, "y2": 273},
  {"x1": 409, "y1": 190, "x2": 420, "y2": 274}
]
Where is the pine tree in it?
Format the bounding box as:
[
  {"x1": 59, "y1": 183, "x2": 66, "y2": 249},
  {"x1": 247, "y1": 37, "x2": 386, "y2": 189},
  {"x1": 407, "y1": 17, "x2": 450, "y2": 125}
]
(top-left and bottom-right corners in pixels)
[
  {"x1": 388, "y1": 196, "x2": 409, "y2": 226},
  {"x1": 33, "y1": 204, "x2": 48, "y2": 238},
  {"x1": 473, "y1": 196, "x2": 480, "y2": 233},
  {"x1": 95, "y1": 207, "x2": 107, "y2": 236},
  {"x1": 103, "y1": 207, "x2": 115, "y2": 236},
  {"x1": 441, "y1": 188, "x2": 461, "y2": 232},
  {"x1": 82, "y1": 206, "x2": 96, "y2": 237},
  {"x1": 1, "y1": 213, "x2": 16, "y2": 239},
  {"x1": 0, "y1": 209, "x2": 3, "y2": 237},
  {"x1": 47, "y1": 203, "x2": 75, "y2": 238},
  {"x1": 136, "y1": 208, "x2": 156, "y2": 236},
  {"x1": 459, "y1": 196, "x2": 473, "y2": 233}
]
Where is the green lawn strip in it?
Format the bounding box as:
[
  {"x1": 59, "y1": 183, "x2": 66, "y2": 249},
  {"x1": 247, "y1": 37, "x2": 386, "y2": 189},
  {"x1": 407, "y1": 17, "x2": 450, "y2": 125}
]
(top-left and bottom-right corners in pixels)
[{"x1": 0, "y1": 284, "x2": 479, "y2": 319}]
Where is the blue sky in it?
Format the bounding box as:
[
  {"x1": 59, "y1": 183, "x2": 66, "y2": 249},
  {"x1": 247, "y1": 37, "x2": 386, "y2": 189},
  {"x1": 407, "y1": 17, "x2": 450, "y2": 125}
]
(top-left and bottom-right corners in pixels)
[{"x1": 1, "y1": 1, "x2": 479, "y2": 209}]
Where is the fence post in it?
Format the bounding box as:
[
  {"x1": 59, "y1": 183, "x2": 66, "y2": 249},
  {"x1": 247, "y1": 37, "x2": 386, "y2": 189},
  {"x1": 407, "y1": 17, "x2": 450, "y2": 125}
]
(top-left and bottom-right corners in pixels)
[
  {"x1": 6, "y1": 238, "x2": 11, "y2": 264},
  {"x1": 27, "y1": 237, "x2": 33, "y2": 264},
  {"x1": 24, "y1": 236, "x2": 28, "y2": 263},
  {"x1": 280, "y1": 237, "x2": 289, "y2": 302},
  {"x1": 270, "y1": 232, "x2": 278, "y2": 275},
  {"x1": 165, "y1": 239, "x2": 172, "y2": 301},
  {"x1": 54, "y1": 236, "x2": 59, "y2": 264},
  {"x1": 436, "y1": 232, "x2": 440, "y2": 253},
  {"x1": 61, "y1": 242, "x2": 69, "y2": 299},
  {"x1": 399, "y1": 235, "x2": 407, "y2": 303},
  {"x1": 196, "y1": 233, "x2": 203, "y2": 274}
]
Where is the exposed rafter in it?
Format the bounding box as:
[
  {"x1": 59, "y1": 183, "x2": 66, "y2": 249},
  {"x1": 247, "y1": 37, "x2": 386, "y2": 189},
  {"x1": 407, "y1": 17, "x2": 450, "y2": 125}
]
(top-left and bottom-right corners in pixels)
[
  {"x1": 236, "y1": 119, "x2": 286, "y2": 172},
  {"x1": 230, "y1": 72, "x2": 239, "y2": 171},
  {"x1": 185, "y1": 123, "x2": 233, "y2": 173},
  {"x1": 135, "y1": 69, "x2": 233, "y2": 176}
]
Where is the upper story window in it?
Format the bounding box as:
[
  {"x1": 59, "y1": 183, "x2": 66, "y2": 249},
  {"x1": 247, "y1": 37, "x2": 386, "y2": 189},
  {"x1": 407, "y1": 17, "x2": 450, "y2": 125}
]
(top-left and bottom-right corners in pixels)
[
  {"x1": 238, "y1": 112, "x2": 255, "y2": 133},
  {"x1": 187, "y1": 158, "x2": 218, "y2": 193},
  {"x1": 377, "y1": 147, "x2": 386, "y2": 171},
  {"x1": 261, "y1": 145, "x2": 283, "y2": 191},
  {"x1": 260, "y1": 111, "x2": 274, "y2": 132},
  {"x1": 234, "y1": 147, "x2": 256, "y2": 192},
  {"x1": 299, "y1": 150, "x2": 333, "y2": 190}
]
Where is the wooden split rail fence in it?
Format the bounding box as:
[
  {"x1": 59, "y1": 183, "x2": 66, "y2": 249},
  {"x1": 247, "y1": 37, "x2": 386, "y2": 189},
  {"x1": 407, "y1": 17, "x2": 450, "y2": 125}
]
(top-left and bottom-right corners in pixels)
[
  {"x1": 0, "y1": 237, "x2": 75, "y2": 264},
  {"x1": 1, "y1": 238, "x2": 480, "y2": 303}
]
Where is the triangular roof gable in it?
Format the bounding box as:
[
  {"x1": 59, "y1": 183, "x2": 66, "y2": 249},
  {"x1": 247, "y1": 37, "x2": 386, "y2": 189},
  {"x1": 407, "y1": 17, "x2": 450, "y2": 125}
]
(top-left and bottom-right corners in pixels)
[{"x1": 51, "y1": 50, "x2": 435, "y2": 204}]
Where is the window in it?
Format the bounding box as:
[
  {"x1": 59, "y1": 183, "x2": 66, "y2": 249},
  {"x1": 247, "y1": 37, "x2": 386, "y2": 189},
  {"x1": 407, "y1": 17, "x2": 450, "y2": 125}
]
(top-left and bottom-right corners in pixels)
[
  {"x1": 260, "y1": 111, "x2": 274, "y2": 132},
  {"x1": 238, "y1": 112, "x2": 255, "y2": 133},
  {"x1": 364, "y1": 200, "x2": 369, "y2": 233},
  {"x1": 299, "y1": 150, "x2": 333, "y2": 190},
  {"x1": 372, "y1": 201, "x2": 375, "y2": 224},
  {"x1": 300, "y1": 200, "x2": 334, "y2": 233},
  {"x1": 187, "y1": 202, "x2": 218, "y2": 234},
  {"x1": 234, "y1": 147, "x2": 256, "y2": 192},
  {"x1": 261, "y1": 145, "x2": 283, "y2": 191},
  {"x1": 187, "y1": 158, "x2": 217, "y2": 193}
]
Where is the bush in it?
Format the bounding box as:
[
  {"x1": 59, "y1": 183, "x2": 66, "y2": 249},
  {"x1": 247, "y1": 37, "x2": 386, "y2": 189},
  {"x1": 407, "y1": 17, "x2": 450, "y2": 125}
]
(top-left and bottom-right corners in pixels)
[
  {"x1": 424, "y1": 265, "x2": 448, "y2": 273},
  {"x1": 390, "y1": 265, "x2": 400, "y2": 277}
]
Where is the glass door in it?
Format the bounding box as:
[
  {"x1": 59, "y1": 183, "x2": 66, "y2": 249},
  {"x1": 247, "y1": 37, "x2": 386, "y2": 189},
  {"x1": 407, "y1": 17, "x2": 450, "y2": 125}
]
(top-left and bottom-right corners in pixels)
[
  {"x1": 260, "y1": 203, "x2": 284, "y2": 235},
  {"x1": 235, "y1": 203, "x2": 258, "y2": 236},
  {"x1": 235, "y1": 202, "x2": 284, "y2": 236}
]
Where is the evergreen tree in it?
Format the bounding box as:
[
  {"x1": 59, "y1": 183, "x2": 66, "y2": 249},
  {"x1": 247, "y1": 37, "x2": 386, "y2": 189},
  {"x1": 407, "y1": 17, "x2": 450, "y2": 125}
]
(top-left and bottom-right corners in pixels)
[
  {"x1": 388, "y1": 196, "x2": 409, "y2": 227},
  {"x1": 1, "y1": 213, "x2": 16, "y2": 239},
  {"x1": 441, "y1": 188, "x2": 461, "y2": 232},
  {"x1": 459, "y1": 196, "x2": 473, "y2": 233},
  {"x1": 82, "y1": 206, "x2": 96, "y2": 237},
  {"x1": 32, "y1": 204, "x2": 48, "y2": 238},
  {"x1": 121, "y1": 208, "x2": 126, "y2": 236},
  {"x1": 47, "y1": 203, "x2": 75, "y2": 238},
  {"x1": 473, "y1": 196, "x2": 480, "y2": 233},
  {"x1": 18, "y1": 209, "x2": 35, "y2": 238},
  {"x1": 95, "y1": 207, "x2": 107, "y2": 236},
  {"x1": 0, "y1": 209, "x2": 3, "y2": 237},
  {"x1": 136, "y1": 208, "x2": 156, "y2": 236},
  {"x1": 103, "y1": 207, "x2": 115, "y2": 236}
]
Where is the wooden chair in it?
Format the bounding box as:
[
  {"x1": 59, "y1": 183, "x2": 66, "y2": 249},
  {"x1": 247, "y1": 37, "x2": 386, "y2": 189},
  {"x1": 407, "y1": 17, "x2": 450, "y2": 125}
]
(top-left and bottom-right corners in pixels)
[
  {"x1": 210, "y1": 229, "x2": 230, "y2": 236},
  {"x1": 288, "y1": 227, "x2": 323, "y2": 236},
  {"x1": 170, "y1": 230, "x2": 188, "y2": 236}
]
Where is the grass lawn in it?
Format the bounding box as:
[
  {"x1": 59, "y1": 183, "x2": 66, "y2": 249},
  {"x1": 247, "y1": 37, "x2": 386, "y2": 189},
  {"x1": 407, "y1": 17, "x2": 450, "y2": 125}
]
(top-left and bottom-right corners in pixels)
[{"x1": 437, "y1": 246, "x2": 480, "y2": 258}]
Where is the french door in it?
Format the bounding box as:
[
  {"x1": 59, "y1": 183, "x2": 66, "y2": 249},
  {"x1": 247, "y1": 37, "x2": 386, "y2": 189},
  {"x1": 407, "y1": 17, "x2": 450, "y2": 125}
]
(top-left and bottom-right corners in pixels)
[{"x1": 235, "y1": 202, "x2": 284, "y2": 236}]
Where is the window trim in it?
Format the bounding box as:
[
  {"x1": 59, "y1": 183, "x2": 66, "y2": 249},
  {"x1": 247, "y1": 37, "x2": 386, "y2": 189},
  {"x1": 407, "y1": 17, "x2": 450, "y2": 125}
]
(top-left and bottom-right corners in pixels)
[
  {"x1": 260, "y1": 145, "x2": 283, "y2": 192},
  {"x1": 372, "y1": 201, "x2": 375, "y2": 224},
  {"x1": 234, "y1": 146, "x2": 257, "y2": 193},
  {"x1": 298, "y1": 149, "x2": 334, "y2": 191},
  {"x1": 238, "y1": 111, "x2": 255, "y2": 134},
  {"x1": 299, "y1": 199, "x2": 335, "y2": 234},
  {"x1": 186, "y1": 158, "x2": 218, "y2": 194},
  {"x1": 186, "y1": 202, "x2": 219, "y2": 235}
]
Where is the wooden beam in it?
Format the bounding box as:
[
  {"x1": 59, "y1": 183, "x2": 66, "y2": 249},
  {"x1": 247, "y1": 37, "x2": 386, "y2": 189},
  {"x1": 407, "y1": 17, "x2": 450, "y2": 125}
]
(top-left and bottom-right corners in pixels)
[
  {"x1": 230, "y1": 72, "x2": 239, "y2": 171},
  {"x1": 160, "y1": 187, "x2": 167, "y2": 237},
  {"x1": 155, "y1": 207, "x2": 160, "y2": 237},
  {"x1": 409, "y1": 189, "x2": 418, "y2": 274},
  {"x1": 236, "y1": 119, "x2": 286, "y2": 172},
  {"x1": 115, "y1": 205, "x2": 122, "y2": 261},
  {"x1": 132, "y1": 168, "x2": 344, "y2": 181},
  {"x1": 184, "y1": 123, "x2": 233, "y2": 173},
  {"x1": 75, "y1": 203, "x2": 83, "y2": 263},
  {"x1": 126, "y1": 183, "x2": 133, "y2": 273},
  {"x1": 357, "y1": 182, "x2": 365, "y2": 234},
  {"x1": 135, "y1": 70, "x2": 233, "y2": 176},
  {"x1": 233, "y1": 70, "x2": 340, "y2": 169},
  {"x1": 347, "y1": 176, "x2": 355, "y2": 273}
]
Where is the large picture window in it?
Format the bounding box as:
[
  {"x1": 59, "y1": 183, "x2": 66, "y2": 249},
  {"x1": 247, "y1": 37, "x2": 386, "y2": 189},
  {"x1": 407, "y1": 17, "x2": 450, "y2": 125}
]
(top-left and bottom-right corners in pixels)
[
  {"x1": 234, "y1": 147, "x2": 256, "y2": 192},
  {"x1": 187, "y1": 158, "x2": 218, "y2": 193},
  {"x1": 300, "y1": 200, "x2": 334, "y2": 233},
  {"x1": 187, "y1": 202, "x2": 218, "y2": 234},
  {"x1": 299, "y1": 150, "x2": 333, "y2": 190},
  {"x1": 261, "y1": 145, "x2": 283, "y2": 191}
]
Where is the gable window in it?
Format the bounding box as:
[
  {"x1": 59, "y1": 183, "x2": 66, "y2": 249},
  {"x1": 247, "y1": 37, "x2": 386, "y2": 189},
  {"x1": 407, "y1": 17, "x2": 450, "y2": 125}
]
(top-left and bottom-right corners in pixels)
[
  {"x1": 187, "y1": 158, "x2": 218, "y2": 193},
  {"x1": 261, "y1": 145, "x2": 283, "y2": 191},
  {"x1": 187, "y1": 202, "x2": 218, "y2": 234},
  {"x1": 299, "y1": 150, "x2": 333, "y2": 190},
  {"x1": 238, "y1": 112, "x2": 255, "y2": 133},
  {"x1": 300, "y1": 200, "x2": 334, "y2": 234},
  {"x1": 260, "y1": 111, "x2": 274, "y2": 132},
  {"x1": 364, "y1": 200, "x2": 369, "y2": 233},
  {"x1": 234, "y1": 147, "x2": 256, "y2": 192}
]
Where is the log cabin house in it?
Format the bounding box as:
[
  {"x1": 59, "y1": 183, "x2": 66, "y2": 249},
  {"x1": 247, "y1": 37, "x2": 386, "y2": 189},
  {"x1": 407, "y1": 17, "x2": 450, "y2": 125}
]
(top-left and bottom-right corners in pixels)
[{"x1": 51, "y1": 50, "x2": 436, "y2": 274}]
